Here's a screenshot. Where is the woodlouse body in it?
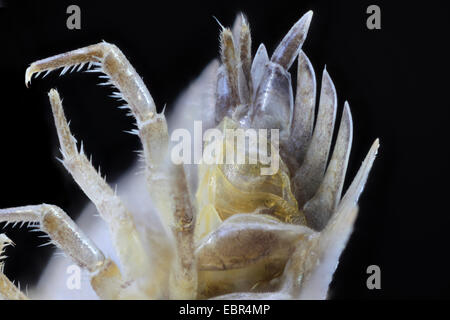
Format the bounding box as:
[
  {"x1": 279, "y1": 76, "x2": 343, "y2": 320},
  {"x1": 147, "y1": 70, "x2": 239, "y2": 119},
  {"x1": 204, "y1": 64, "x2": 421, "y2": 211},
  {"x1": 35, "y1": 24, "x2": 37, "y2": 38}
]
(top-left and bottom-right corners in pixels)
[{"x1": 0, "y1": 11, "x2": 378, "y2": 300}]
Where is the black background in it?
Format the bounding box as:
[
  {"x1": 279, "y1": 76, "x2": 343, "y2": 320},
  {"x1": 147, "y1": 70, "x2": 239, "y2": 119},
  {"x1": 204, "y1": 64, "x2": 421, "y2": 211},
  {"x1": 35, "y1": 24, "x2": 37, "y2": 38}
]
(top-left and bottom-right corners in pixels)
[{"x1": 0, "y1": 0, "x2": 448, "y2": 299}]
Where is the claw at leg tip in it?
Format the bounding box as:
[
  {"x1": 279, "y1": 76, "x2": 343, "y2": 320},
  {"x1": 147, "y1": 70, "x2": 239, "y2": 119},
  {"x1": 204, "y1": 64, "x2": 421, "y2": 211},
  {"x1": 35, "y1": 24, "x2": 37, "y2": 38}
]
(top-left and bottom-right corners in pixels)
[{"x1": 25, "y1": 66, "x2": 32, "y2": 88}]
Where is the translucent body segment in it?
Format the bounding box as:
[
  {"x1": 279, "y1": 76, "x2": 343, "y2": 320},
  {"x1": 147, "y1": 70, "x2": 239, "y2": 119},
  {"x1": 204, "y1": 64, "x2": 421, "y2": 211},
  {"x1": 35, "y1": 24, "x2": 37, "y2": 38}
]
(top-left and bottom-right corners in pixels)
[
  {"x1": 247, "y1": 11, "x2": 312, "y2": 144},
  {"x1": 196, "y1": 214, "x2": 313, "y2": 271},
  {"x1": 195, "y1": 117, "x2": 305, "y2": 227},
  {"x1": 215, "y1": 66, "x2": 236, "y2": 123},
  {"x1": 249, "y1": 62, "x2": 294, "y2": 139},
  {"x1": 293, "y1": 69, "x2": 337, "y2": 208},
  {"x1": 283, "y1": 140, "x2": 379, "y2": 299},
  {"x1": 198, "y1": 256, "x2": 286, "y2": 299},
  {"x1": 339, "y1": 139, "x2": 380, "y2": 211},
  {"x1": 271, "y1": 11, "x2": 313, "y2": 70},
  {"x1": 286, "y1": 50, "x2": 317, "y2": 171},
  {"x1": 250, "y1": 44, "x2": 269, "y2": 98},
  {"x1": 304, "y1": 103, "x2": 353, "y2": 230}
]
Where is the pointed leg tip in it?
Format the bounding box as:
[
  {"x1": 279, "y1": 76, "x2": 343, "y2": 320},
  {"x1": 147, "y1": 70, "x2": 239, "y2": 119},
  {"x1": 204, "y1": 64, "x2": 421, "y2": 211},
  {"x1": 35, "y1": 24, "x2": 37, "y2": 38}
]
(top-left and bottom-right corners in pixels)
[{"x1": 25, "y1": 65, "x2": 33, "y2": 87}]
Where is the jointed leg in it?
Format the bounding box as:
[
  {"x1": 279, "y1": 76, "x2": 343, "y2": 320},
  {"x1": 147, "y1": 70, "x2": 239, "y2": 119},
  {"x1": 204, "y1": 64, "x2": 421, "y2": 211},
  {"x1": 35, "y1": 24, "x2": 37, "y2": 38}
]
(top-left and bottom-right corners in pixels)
[
  {"x1": 48, "y1": 89, "x2": 171, "y2": 297},
  {"x1": 26, "y1": 42, "x2": 156, "y2": 124},
  {"x1": 26, "y1": 43, "x2": 170, "y2": 214},
  {"x1": 25, "y1": 42, "x2": 167, "y2": 191},
  {"x1": 27, "y1": 44, "x2": 197, "y2": 298},
  {"x1": 0, "y1": 205, "x2": 123, "y2": 299}
]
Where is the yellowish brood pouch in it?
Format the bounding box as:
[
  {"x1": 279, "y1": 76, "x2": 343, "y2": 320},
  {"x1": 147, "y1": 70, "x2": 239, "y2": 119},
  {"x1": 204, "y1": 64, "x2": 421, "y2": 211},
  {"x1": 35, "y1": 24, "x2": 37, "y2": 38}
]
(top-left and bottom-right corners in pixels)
[{"x1": 0, "y1": 11, "x2": 379, "y2": 299}]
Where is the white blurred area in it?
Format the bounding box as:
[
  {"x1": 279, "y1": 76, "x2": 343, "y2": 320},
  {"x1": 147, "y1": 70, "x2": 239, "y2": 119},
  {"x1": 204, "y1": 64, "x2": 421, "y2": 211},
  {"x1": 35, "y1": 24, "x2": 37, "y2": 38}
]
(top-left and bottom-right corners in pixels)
[{"x1": 30, "y1": 164, "x2": 154, "y2": 299}]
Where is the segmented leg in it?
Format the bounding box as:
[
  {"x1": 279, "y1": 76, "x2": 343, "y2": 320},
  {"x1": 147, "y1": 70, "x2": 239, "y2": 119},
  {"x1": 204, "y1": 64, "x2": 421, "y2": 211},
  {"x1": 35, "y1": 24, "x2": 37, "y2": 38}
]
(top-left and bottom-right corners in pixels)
[
  {"x1": 26, "y1": 42, "x2": 156, "y2": 123},
  {"x1": 0, "y1": 205, "x2": 123, "y2": 299},
  {"x1": 26, "y1": 44, "x2": 196, "y2": 298},
  {"x1": 47, "y1": 89, "x2": 171, "y2": 298},
  {"x1": 25, "y1": 43, "x2": 168, "y2": 220},
  {"x1": 168, "y1": 164, "x2": 197, "y2": 298}
]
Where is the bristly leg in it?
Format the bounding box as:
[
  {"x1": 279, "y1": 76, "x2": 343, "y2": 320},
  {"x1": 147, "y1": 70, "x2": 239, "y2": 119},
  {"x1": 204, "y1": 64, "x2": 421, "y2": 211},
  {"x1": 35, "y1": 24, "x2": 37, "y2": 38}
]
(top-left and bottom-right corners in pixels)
[
  {"x1": 26, "y1": 44, "x2": 197, "y2": 298},
  {"x1": 0, "y1": 234, "x2": 29, "y2": 300},
  {"x1": 17, "y1": 10, "x2": 380, "y2": 300},
  {"x1": 0, "y1": 205, "x2": 123, "y2": 299},
  {"x1": 47, "y1": 89, "x2": 173, "y2": 298}
]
